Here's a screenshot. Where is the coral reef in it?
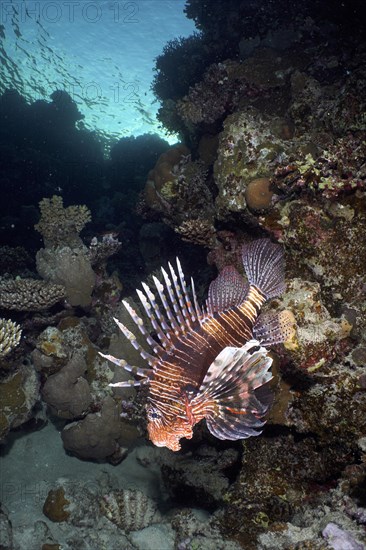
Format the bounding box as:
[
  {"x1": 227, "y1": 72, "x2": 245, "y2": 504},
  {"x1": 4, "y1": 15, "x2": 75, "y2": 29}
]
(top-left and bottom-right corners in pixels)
[
  {"x1": 0, "y1": 363, "x2": 40, "y2": 443},
  {"x1": 61, "y1": 396, "x2": 137, "y2": 462},
  {"x1": 42, "y1": 353, "x2": 92, "y2": 419},
  {"x1": 0, "y1": 318, "x2": 21, "y2": 357},
  {"x1": 100, "y1": 488, "x2": 161, "y2": 532},
  {"x1": 35, "y1": 196, "x2": 96, "y2": 307},
  {"x1": 0, "y1": 277, "x2": 66, "y2": 311},
  {"x1": 35, "y1": 195, "x2": 91, "y2": 248},
  {"x1": 137, "y1": 445, "x2": 240, "y2": 510},
  {"x1": 175, "y1": 219, "x2": 217, "y2": 248}
]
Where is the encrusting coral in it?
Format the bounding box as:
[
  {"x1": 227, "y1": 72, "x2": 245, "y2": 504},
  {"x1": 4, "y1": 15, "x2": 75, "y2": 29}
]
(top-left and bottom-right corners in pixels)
[{"x1": 0, "y1": 318, "x2": 21, "y2": 357}]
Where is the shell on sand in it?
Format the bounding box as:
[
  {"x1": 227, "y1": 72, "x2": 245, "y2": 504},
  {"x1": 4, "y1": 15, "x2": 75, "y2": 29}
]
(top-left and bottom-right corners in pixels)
[{"x1": 100, "y1": 488, "x2": 161, "y2": 532}]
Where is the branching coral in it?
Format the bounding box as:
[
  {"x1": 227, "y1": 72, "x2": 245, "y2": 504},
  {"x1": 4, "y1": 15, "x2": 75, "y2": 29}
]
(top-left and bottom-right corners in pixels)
[
  {"x1": 35, "y1": 195, "x2": 96, "y2": 307},
  {"x1": 0, "y1": 277, "x2": 66, "y2": 311},
  {"x1": 35, "y1": 195, "x2": 91, "y2": 248},
  {"x1": 0, "y1": 318, "x2": 21, "y2": 357}
]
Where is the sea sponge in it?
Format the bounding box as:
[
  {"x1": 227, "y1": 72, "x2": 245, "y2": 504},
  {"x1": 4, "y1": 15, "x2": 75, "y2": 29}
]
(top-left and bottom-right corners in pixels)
[{"x1": 0, "y1": 318, "x2": 21, "y2": 357}]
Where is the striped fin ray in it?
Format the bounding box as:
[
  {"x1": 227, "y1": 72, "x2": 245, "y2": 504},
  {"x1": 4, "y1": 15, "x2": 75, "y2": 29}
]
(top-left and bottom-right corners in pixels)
[
  {"x1": 122, "y1": 299, "x2": 165, "y2": 355},
  {"x1": 206, "y1": 266, "x2": 248, "y2": 315},
  {"x1": 136, "y1": 287, "x2": 170, "y2": 348},
  {"x1": 191, "y1": 277, "x2": 203, "y2": 323},
  {"x1": 99, "y1": 353, "x2": 151, "y2": 387},
  {"x1": 162, "y1": 267, "x2": 186, "y2": 327},
  {"x1": 176, "y1": 258, "x2": 197, "y2": 321},
  {"x1": 192, "y1": 340, "x2": 273, "y2": 440},
  {"x1": 242, "y1": 239, "x2": 285, "y2": 299},
  {"x1": 152, "y1": 275, "x2": 180, "y2": 334},
  {"x1": 254, "y1": 310, "x2": 297, "y2": 346},
  {"x1": 113, "y1": 317, "x2": 156, "y2": 366}
]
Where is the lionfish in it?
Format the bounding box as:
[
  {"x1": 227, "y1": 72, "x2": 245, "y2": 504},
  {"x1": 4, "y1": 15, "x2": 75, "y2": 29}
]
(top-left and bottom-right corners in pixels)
[{"x1": 101, "y1": 239, "x2": 295, "y2": 451}]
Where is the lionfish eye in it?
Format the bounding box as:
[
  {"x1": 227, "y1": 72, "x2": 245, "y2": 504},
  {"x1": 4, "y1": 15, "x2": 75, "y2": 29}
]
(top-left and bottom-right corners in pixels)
[{"x1": 147, "y1": 408, "x2": 161, "y2": 420}]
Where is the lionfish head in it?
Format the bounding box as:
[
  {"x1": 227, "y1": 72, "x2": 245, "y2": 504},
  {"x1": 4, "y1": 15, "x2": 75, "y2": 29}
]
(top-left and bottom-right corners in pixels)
[{"x1": 146, "y1": 405, "x2": 193, "y2": 452}]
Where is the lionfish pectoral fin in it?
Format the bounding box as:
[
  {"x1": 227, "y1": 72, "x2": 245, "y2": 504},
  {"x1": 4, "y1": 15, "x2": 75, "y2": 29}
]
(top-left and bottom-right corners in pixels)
[
  {"x1": 206, "y1": 266, "x2": 249, "y2": 315},
  {"x1": 242, "y1": 239, "x2": 286, "y2": 299},
  {"x1": 193, "y1": 340, "x2": 273, "y2": 441},
  {"x1": 253, "y1": 309, "x2": 297, "y2": 346}
]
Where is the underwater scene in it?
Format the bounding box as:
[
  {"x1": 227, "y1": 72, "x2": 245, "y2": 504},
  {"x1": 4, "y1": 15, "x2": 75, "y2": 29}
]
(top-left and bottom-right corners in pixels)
[{"x1": 0, "y1": 0, "x2": 365, "y2": 548}]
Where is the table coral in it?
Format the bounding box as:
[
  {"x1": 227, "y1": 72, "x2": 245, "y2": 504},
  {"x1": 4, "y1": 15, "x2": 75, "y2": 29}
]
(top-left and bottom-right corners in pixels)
[{"x1": 0, "y1": 277, "x2": 66, "y2": 311}]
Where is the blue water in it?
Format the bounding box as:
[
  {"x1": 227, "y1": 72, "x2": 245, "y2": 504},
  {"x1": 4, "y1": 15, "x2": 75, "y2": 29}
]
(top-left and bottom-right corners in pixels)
[{"x1": 0, "y1": 0, "x2": 196, "y2": 143}]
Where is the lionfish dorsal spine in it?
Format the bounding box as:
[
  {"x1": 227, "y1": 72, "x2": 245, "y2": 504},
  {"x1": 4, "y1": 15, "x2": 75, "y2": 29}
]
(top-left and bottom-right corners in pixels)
[
  {"x1": 168, "y1": 261, "x2": 192, "y2": 328},
  {"x1": 140, "y1": 283, "x2": 172, "y2": 336},
  {"x1": 152, "y1": 275, "x2": 180, "y2": 334},
  {"x1": 161, "y1": 266, "x2": 185, "y2": 329},
  {"x1": 191, "y1": 277, "x2": 203, "y2": 324},
  {"x1": 99, "y1": 353, "x2": 151, "y2": 387},
  {"x1": 122, "y1": 299, "x2": 164, "y2": 355},
  {"x1": 136, "y1": 288, "x2": 170, "y2": 348},
  {"x1": 177, "y1": 258, "x2": 197, "y2": 321},
  {"x1": 113, "y1": 316, "x2": 155, "y2": 366}
]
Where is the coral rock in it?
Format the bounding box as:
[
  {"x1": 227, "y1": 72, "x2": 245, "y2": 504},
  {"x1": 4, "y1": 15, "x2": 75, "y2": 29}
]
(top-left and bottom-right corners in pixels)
[
  {"x1": 42, "y1": 353, "x2": 91, "y2": 419},
  {"x1": 43, "y1": 487, "x2": 70, "y2": 523}
]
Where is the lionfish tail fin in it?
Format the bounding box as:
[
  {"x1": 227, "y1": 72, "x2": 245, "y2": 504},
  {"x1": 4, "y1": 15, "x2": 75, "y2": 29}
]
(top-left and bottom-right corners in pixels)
[
  {"x1": 254, "y1": 309, "x2": 297, "y2": 346},
  {"x1": 193, "y1": 340, "x2": 273, "y2": 441},
  {"x1": 206, "y1": 266, "x2": 249, "y2": 314},
  {"x1": 242, "y1": 239, "x2": 286, "y2": 299}
]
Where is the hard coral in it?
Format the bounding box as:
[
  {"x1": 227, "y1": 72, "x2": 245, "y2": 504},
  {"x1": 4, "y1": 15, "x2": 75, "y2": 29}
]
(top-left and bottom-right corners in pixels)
[
  {"x1": 0, "y1": 277, "x2": 66, "y2": 311},
  {"x1": 0, "y1": 318, "x2": 21, "y2": 357},
  {"x1": 35, "y1": 195, "x2": 96, "y2": 307},
  {"x1": 35, "y1": 195, "x2": 91, "y2": 248},
  {"x1": 262, "y1": 196, "x2": 366, "y2": 305},
  {"x1": 176, "y1": 60, "x2": 262, "y2": 127},
  {"x1": 175, "y1": 219, "x2": 217, "y2": 248},
  {"x1": 213, "y1": 107, "x2": 294, "y2": 221}
]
